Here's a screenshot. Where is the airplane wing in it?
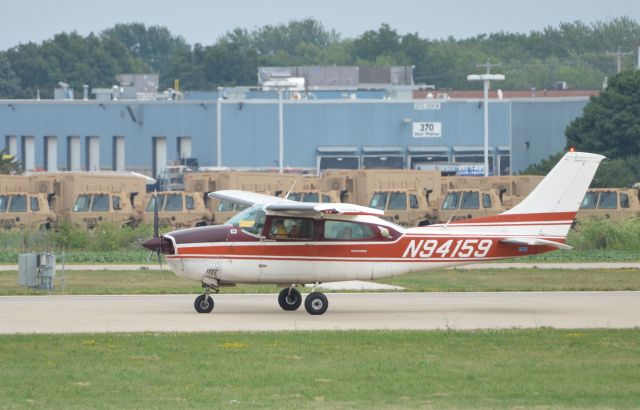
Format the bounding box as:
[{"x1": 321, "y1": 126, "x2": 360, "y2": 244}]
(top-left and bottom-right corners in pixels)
[
  {"x1": 499, "y1": 237, "x2": 573, "y2": 250},
  {"x1": 208, "y1": 190, "x2": 296, "y2": 206},
  {"x1": 267, "y1": 202, "x2": 385, "y2": 216},
  {"x1": 209, "y1": 190, "x2": 384, "y2": 216}
]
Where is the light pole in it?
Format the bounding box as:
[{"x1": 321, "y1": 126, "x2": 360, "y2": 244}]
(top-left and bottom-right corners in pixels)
[
  {"x1": 467, "y1": 66, "x2": 504, "y2": 176},
  {"x1": 278, "y1": 89, "x2": 284, "y2": 174},
  {"x1": 216, "y1": 87, "x2": 223, "y2": 167}
]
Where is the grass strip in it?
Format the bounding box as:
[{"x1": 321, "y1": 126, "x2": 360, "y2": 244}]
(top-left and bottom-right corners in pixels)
[
  {"x1": 1, "y1": 268, "x2": 639, "y2": 296},
  {"x1": 0, "y1": 329, "x2": 638, "y2": 409}
]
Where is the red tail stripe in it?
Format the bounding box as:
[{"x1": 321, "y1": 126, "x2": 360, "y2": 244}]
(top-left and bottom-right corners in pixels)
[{"x1": 450, "y1": 211, "x2": 576, "y2": 224}]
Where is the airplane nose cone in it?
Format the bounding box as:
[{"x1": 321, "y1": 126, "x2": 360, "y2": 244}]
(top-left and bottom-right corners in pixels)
[{"x1": 142, "y1": 236, "x2": 161, "y2": 251}]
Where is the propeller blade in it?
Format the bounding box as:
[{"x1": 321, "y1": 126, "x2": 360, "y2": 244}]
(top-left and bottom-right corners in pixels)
[
  {"x1": 156, "y1": 249, "x2": 163, "y2": 271},
  {"x1": 153, "y1": 190, "x2": 159, "y2": 238}
]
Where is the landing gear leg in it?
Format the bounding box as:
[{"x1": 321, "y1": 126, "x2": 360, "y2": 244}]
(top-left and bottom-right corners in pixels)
[
  {"x1": 304, "y1": 283, "x2": 328, "y2": 315},
  {"x1": 278, "y1": 286, "x2": 302, "y2": 311}
]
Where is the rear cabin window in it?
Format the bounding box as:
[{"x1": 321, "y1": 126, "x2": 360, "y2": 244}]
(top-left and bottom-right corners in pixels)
[
  {"x1": 482, "y1": 193, "x2": 492, "y2": 209},
  {"x1": 409, "y1": 194, "x2": 419, "y2": 209},
  {"x1": 165, "y1": 194, "x2": 183, "y2": 211},
  {"x1": 441, "y1": 192, "x2": 460, "y2": 210},
  {"x1": 324, "y1": 220, "x2": 375, "y2": 240},
  {"x1": 0, "y1": 195, "x2": 8, "y2": 212},
  {"x1": 580, "y1": 192, "x2": 598, "y2": 209},
  {"x1": 620, "y1": 193, "x2": 630, "y2": 208},
  {"x1": 388, "y1": 192, "x2": 407, "y2": 210},
  {"x1": 9, "y1": 195, "x2": 27, "y2": 212},
  {"x1": 73, "y1": 194, "x2": 91, "y2": 212},
  {"x1": 369, "y1": 192, "x2": 388, "y2": 210},
  {"x1": 31, "y1": 197, "x2": 40, "y2": 211},
  {"x1": 186, "y1": 196, "x2": 195, "y2": 210},
  {"x1": 461, "y1": 192, "x2": 480, "y2": 209},
  {"x1": 598, "y1": 192, "x2": 617, "y2": 209},
  {"x1": 91, "y1": 194, "x2": 110, "y2": 212}
]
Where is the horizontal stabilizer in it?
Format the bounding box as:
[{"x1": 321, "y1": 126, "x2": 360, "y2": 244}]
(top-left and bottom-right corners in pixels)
[{"x1": 499, "y1": 237, "x2": 573, "y2": 250}]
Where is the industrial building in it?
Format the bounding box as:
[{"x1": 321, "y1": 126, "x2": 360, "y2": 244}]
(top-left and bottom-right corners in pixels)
[{"x1": 0, "y1": 68, "x2": 591, "y2": 178}]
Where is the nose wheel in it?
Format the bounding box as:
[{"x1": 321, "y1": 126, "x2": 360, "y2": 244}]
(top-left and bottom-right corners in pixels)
[{"x1": 194, "y1": 287, "x2": 215, "y2": 313}]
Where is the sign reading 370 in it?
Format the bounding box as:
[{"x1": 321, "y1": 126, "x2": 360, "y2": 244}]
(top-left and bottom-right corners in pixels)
[{"x1": 402, "y1": 238, "x2": 493, "y2": 259}]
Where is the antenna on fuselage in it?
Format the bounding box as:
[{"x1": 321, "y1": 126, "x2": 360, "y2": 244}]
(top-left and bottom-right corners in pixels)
[{"x1": 284, "y1": 181, "x2": 296, "y2": 199}]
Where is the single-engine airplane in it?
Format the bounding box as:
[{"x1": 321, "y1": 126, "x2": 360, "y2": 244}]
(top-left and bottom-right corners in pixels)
[{"x1": 143, "y1": 151, "x2": 604, "y2": 315}]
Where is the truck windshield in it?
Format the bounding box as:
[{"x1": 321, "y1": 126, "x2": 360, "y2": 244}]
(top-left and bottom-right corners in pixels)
[
  {"x1": 91, "y1": 194, "x2": 110, "y2": 212},
  {"x1": 146, "y1": 195, "x2": 166, "y2": 212},
  {"x1": 598, "y1": 191, "x2": 617, "y2": 209},
  {"x1": 302, "y1": 193, "x2": 319, "y2": 203},
  {"x1": 460, "y1": 192, "x2": 480, "y2": 209},
  {"x1": 73, "y1": 194, "x2": 91, "y2": 212},
  {"x1": 165, "y1": 193, "x2": 183, "y2": 211},
  {"x1": 369, "y1": 192, "x2": 388, "y2": 210},
  {"x1": 388, "y1": 192, "x2": 407, "y2": 210},
  {"x1": 580, "y1": 192, "x2": 598, "y2": 209},
  {"x1": 441, "y1": 192, "x2": 460, "y2": 210},
  {"x1": 225, "y1": 204, "x2": 266, "y2": 235},
  {"x1": 9, "y1": 195, "x2": 26, "y2": 212}
]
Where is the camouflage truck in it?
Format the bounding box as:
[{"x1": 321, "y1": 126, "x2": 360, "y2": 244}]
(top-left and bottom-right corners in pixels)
[
  {"x1": 437, "y1": 175, "x2": 543, "y2": 223},
  {"x1": 137, "y1": 191, "x2": 212, "y2": 228},
  {"x1": 577, "y1": 188, "x2": 640, "y2": 221},
  {"x1": 27, "y1": 172, "x2": 148, "y2": 229},
  {"x1": 323, "y1": 169, "x2": 441, "y2": 226},
  {"x1": 0, "y1": 175, "x2": 56, "y2": 230},
  {"x1": 438, "y1": 189, "x2": 506, "y2": 223},
  {"x1": 185, "y1": 171, "x2": 322, "y2": 224}
]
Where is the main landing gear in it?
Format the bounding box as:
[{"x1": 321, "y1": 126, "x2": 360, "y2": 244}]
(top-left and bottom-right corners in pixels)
[{"x1": 278, "y1": 285, "x2": 329, "y2": 315}]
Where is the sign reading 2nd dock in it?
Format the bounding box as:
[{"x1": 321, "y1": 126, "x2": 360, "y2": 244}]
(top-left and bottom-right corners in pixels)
[{"x1": 412, "y1": 122, "x2": 442, "y2": 138}]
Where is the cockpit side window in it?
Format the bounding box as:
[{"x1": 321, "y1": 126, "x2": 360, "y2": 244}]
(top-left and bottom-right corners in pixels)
[
  {"x1": 269, "y1": 217, "x2": 314, "y2": 240},
  {"x1": 225, "y1": 204, "x2": 266, "y2": 235}
]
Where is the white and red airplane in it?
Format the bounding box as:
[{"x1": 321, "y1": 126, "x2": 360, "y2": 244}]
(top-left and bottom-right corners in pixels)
[{"x1": 143, "y1": 151, "x2": 604, "y2": 315}]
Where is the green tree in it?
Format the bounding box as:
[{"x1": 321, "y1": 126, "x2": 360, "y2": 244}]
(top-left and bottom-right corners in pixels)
[
  {"x1": 0, "y1": 149, "x2": 21, "y2": 174},
  {"x1": 0, "y1": 53, "x2": 20, "y2": 97},
  {"x1": 566, "y1": 70, "x2": 640, "y2": 158}
]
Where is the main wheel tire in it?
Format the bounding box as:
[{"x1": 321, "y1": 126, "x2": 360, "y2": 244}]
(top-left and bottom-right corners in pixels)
[
  {"x1": 304, "y1": 292, "x2": 328, "y2": 315},
  {"x1": 278, "y1": 288, "x2": 302, "y2": 311},
  {"x1": 194, "y1": 294, "x2": 214, "y2": 313}
]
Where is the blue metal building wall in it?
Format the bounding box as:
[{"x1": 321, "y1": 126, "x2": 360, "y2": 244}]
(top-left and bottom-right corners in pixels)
[
  {"x1": 0, "y1": 97, "x2": 586, "y2": 173},
  {"x1": 510, "y1": 99, "x2": 588, "y2": 172}
]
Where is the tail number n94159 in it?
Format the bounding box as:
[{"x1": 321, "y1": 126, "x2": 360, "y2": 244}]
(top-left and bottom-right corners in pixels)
[{"x1": 402, "y1": 239, "x2": 492, "y2": 259}]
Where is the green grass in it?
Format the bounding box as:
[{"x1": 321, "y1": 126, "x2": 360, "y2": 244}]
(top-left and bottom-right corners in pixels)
[
  {"x1": 2, "y1": 268, "x2": 640, "y2": 296},
  {"x1": 0, "y1": 329, "x2": 638, "y2": 409},
  {"x1": 382, "y1": 268, "x2": 640, "y2": 292}
]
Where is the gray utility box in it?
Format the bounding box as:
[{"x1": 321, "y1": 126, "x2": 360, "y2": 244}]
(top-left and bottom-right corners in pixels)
[{"x1": 19, "y1": 253, "x2": 56, "y2": 291}]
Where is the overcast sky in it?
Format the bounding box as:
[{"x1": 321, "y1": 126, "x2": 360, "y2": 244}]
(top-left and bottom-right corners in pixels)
[{"x1": 1, "y1": 0, "x2": 638, "y2": 51}]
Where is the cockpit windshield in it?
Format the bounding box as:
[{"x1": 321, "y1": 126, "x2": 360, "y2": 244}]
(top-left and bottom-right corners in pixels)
[{"x1": 225, "y1": 204, "x2": 266, "y2": 235}]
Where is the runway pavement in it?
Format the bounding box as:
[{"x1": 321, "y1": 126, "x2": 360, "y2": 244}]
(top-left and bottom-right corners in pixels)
[{"x1": 0, "y1": 291, "x2": 638, "y2": 334}]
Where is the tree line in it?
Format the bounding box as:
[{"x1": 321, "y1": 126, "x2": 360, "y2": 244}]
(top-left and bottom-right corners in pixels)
[{"x1": 1, "y1": 17, "x2": 640, "y2": 98}]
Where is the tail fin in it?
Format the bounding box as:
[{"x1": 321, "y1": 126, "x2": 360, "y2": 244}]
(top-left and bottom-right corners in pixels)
[
  {"x1": 505, "y1": 152, "x2": 605, "y2": 216},
  {"x1": 502, "y1": 151, "x2": 605, "y2": 237}
]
